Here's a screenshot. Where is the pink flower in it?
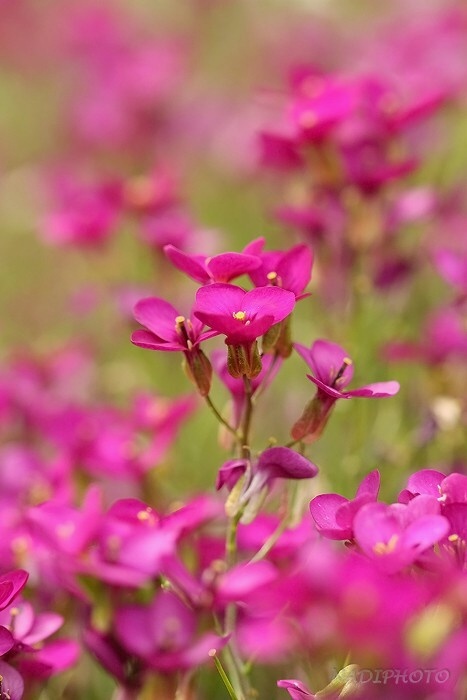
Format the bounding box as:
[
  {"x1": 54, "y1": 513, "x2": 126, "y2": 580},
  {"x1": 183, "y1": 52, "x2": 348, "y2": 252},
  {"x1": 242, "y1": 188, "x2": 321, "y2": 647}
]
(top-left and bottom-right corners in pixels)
[
  {"x1": 164, "y1": 244, "x2": 261, "y2": 284},
  {"x1": 193, "y1": 284, "x2": 296, "y2": 346},
  {"x1": 292, "y1": 340, "x2": 399, "y2": 442},
  {"x1": 310, "y1": 470, "x2": 380, "y2": 540},
  {"x1": 131, "y1": 297, "x2": 217, "y2": 395},
  {"x1": 243, "y1": 237, "x2": 313, "y2": 299},
  {"x1": 295, "y1": 340, "x2": 400, "y2": 400},
  {"x1": 353, "y1": 499, "x2": 450, "y2": 574}
]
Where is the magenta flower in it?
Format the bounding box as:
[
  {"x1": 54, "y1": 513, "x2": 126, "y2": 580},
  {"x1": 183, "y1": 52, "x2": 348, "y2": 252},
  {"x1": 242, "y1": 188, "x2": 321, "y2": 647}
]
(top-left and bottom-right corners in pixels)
[
  {"x1": 0, "y1": 661, "x2": 23, "y2": 700},
  {"x1": 0, "y1": 599, "x2": 79, "y2": 680},
  {"x1": 384, "y1": 306, "x2": 467, "y2": 365},
  {"x1": 114, "y1": 591, "x2": 226, "y2": 672},
  {"x1": 295, "y1": 340, "x2": 400, "y2": 399},
  {"x1": 40, "y1": 170, "x2": 121, "y2": 248},
  {"x1": 217, "y1": 446, "x2": 318, "y2": 522},
  {"x1": 310, "y1": 470, "x2": 380, "y2": 540},
  {"x1": 194, "y1": 283, "x2": 295, "y2": 377},
  {"x1": 277, "y1": 679, "x2": 315, "y2": 699},
  {"x1": 164, "y1": 244, "x2": 261, "y2": 284},
  {"x1": 353, "y1": 500, "x2": 450, "y2": 573},
  {"x1": 433, "y1": 248, "x2": 467, "y2": 294},
  {"x1": 0, "y1": 571, "x2": 28, "y2": 611},
  {"x1": 132, "y1": 297, "x2": 217, "y2": 395},
  {"x1": 292, "y1": 339, "x2": 399, "y2": 442},
  {"x1": 194, "y1": 284, "x2": 296, "y2": 345},
  {"x1": 242, "y1": 237, "x2": 313, "y2": 299}
]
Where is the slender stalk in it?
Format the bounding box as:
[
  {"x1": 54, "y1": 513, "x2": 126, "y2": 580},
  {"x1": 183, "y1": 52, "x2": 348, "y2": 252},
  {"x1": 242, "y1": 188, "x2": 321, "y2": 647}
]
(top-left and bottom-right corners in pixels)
[
  {"x1": 240, "y1": 376, "x2": 253, "y2": 459},
  {"x1": 210, "y1": 650, "x2": 241, "y2": 700},
  {"x1": 205, "y1": 395, "x2": 240, "y2": 438}
]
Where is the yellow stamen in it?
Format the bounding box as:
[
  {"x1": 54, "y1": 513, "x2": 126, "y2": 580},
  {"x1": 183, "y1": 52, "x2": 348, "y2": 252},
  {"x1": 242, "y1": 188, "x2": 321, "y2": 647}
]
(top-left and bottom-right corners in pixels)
[
  {"x1": 175, "y1": 315, "x2": 185, "y2": 325},
  {"x1": 232, "y1": 310, "x2": 246, "y2": 321},
  {"x1": 266, "y1": 271, "x2": 278, "y2": 281},
  {"x1": 373, "y1": 534, "x2": 399, "y2": 555},
  {"x1": 448, "y1": 534, "x2": 459, "y2": 542},
  {"x1": 137, "y1": 509, "x2": 156, "y2": 525}
]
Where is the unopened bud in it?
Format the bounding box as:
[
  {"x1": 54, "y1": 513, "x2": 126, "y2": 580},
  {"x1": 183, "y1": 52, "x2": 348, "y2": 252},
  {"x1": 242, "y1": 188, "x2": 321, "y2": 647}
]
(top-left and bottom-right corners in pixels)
[
  {"x1": 183, "y1": 348, "x2": 212, "y2": 396},
  {"x1": 291, "y1": 394, "x2": 334, "y2": 443},
  {"x1": 227, "y1": 341, "x2": 262, "y2": 379}
]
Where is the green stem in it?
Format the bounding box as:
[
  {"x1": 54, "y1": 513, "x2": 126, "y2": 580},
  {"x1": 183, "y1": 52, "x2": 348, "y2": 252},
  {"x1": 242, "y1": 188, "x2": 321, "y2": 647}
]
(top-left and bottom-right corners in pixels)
[
  {"x1": 240, "y1": 376, "x2": 253, "y2": 459},
  {"x1": 205, "y1": 395, "x2": 240, "y2": 438},
  {"x1": 210, "y1": 651, "x2": 241, "y2": 700}
]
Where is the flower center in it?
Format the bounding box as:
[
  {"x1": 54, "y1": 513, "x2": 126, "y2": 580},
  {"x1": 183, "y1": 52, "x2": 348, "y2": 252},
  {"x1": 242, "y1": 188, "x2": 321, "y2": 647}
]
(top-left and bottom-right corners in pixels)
[
  {"x1": 174, "y1": 315, "x2": 193, "y2": 349},
  {"x1": 331, "y1": 357, "x2": 352, "y2": 387},
  {"x1": 373, "y1": 534, "x2": 399, "y2": 555},
  {"x1": 267, "y1": 270, "x2": 282, "y2": 287},
  {"x1": 232, "y1": 310, "x2": 247, "y2": 322}
]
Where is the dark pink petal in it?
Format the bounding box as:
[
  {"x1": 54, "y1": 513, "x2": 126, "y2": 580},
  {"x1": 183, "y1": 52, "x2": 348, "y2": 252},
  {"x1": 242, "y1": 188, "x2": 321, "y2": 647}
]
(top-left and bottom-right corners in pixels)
[
  {"x1": 164, "y1": 245, "x2": 209, "y2": 284},
  {"x1": 216, "y1": 459, "x2": 247, "y2": 491},
  {"x1": 0, "y1": 626, "x2": 14, "y2": 655},
  {"x1": 195, "y1": 310, "x2": 274, "y2": 344},
  {"x1": 343, "y1": 381, "x2": 400, "y2": 398},
  {"x1": 401, "y1": 515, "x2": 450, "y2": 552},
  {"x1": 305, "y1": 374, "x2": 345, "y2": 399},
  {"x1": 0, "y1": 570, "x2": 28, "y2": 610},
  {"x1": 259, "y1": 132, "x2": 303, "y2": 169},
  {"x1": 0, "y1": 602, "x2": 34, "y2": 640},
  {"x1": 131, "y1": 329, "x2": 181, "y2": 352},
  {"x1": 242, "y1": 286, "x2": 296, "y2": 324},
  {"x1": 356, "y1": 470, "x2": 380, "y2": 498},
  {"x1": 150, "y1": 592, "x2": 196, "y2": 651},
  {"x1": 0, "y1": 660, "x2": 24, "y2": 700},
  {"x1": 353, "y1": 503, "x2": 401, "y2": 556},
  {"x1": 237, "y1": 617, "x2": 294, "y2": 662},
  {"x1": 257, "y1": 447, "x2": 318, "y2": 480},
  {"x1": 307, "y1": 340, "x2": 354, "y2": 387},
  {"x1": 115, "y1": 605, "x2": 156, "y2": 658},
  {"x1": 216, "y1": 561, "x2": 278, "y2": 603},
  {"x1": 133, "y1": 297, "x2": 180, "y2": 342},
  {"x1": 277, "y1": 679, "x2": 315, "y2": 699},
  {"x1": 405, "y1": 469, "x2": 446, "y2": 498},
  {"x1": 117, "y1": 529, "x2": 177, "y2": 575},
  {"x1": 277, "y1": 244, "x2": 313, "y2": 297},
  {"x1": 310, "y1": 494, "x2": 352, "y2": 540},
  {"x1": 150, "y1": 633, "x2": 228, "y2": 672},
  {"x1": 242, "y1": 237, "x2": 265, "y2": 257},
  {"x1": 19, "y1": 639, "x2": 79, "y2": 678},
  {"x1": 335, "y1": 493, "x2": 377, "y2": 530},
  {"x1": 195, "y1": 283, "x2": 246, "y2": 317},
  {"x1": 405, "y1": 494, "x2": 441, "y2": 522},
  {"x1": 443, "y1": 504, "x2": 467, "y2": 541},
  {"x1": 439, "y1": 473, "x2": 467, "y2": 504},
  {"x1": 207, "y1": 252, "x2": 261, "y2": 283},
  {"x1": 22, "y1": 612, "x2": 64, "y2": 646}
]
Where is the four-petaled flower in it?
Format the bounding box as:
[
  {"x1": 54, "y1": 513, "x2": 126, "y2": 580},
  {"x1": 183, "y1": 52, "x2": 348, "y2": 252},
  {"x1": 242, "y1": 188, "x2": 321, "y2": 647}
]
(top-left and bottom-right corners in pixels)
[{"x1": 291, "y1": 339, "x2": 399, "y2": 442}]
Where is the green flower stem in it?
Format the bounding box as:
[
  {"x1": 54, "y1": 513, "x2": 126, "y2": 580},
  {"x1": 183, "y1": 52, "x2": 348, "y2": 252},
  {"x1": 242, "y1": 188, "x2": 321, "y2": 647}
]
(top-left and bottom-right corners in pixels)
[
  {"x1": 210, "y1": 650, "x2": 241, "y2": 700},
  {"x1": 205, "y1": 395, "x2": 240, "y2": 438}
]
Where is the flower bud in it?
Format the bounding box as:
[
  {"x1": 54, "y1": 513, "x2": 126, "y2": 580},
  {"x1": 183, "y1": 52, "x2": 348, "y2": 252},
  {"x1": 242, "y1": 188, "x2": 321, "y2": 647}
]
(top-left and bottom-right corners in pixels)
[
  {"x1": 183, "y1": 348, "x2": 212, "y2": 397},
  {"x1": 291, "y1": 394, "x2": 334, "y2": 443},
  {"x1": 227, "y1": 341, "x2": 262, "y2": 379}
]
